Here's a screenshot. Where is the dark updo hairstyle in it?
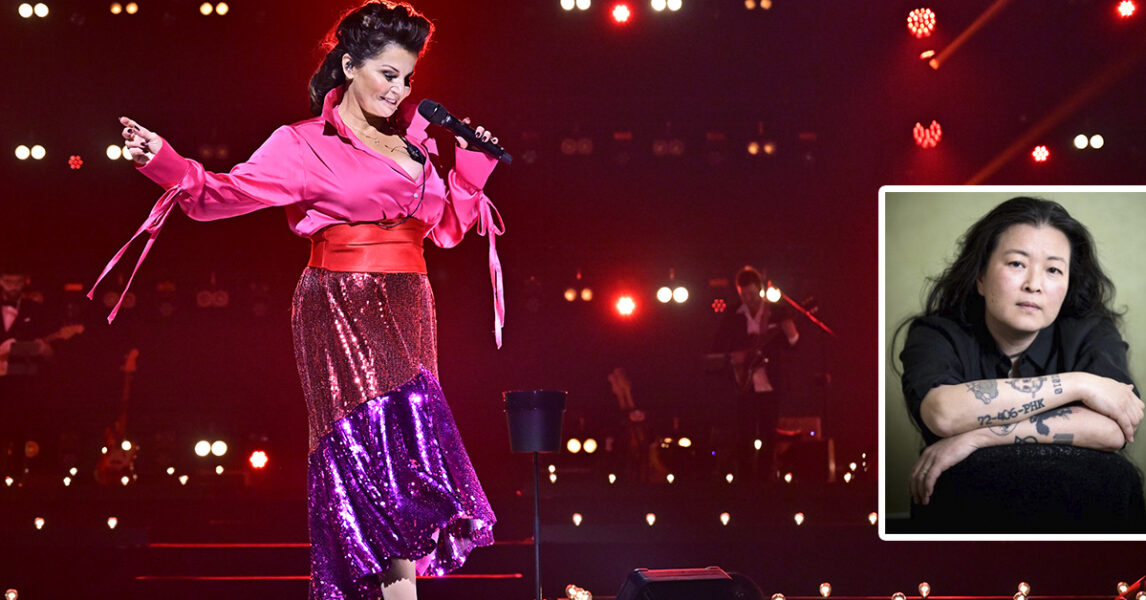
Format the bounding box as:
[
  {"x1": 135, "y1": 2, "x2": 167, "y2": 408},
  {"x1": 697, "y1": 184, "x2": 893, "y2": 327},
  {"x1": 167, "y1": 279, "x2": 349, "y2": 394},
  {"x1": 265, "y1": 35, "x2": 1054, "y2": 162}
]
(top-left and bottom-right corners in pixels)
[
  {"x1": 308, "y1": 1, "x2": 434, "y2": 115},
  {"x1": 921, "y1": 196, "x2": 1121, "y2": 328}
]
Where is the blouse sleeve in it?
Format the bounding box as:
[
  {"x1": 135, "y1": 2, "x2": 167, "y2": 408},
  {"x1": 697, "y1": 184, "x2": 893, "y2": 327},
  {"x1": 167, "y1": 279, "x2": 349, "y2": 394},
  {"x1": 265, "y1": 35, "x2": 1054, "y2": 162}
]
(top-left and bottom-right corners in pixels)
[
  {"x1": 426, "y1": 145, "x2": 506, "y2": 348},
  {"x1": 426, "y1": 146, "x2": 499, "y2": 248},
  {"x1": 89, "y1": 126, "x2": 306, "y2": 323},
  {"x1": 138, "y1": 125, "x2": 307, "y2": 221}
]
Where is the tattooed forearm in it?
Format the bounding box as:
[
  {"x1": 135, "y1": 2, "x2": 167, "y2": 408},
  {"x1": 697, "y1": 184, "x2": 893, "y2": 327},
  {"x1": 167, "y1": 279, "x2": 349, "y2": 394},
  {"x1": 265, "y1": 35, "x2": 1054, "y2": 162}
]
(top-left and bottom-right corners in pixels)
[
  {"x1": 975, "y1": 399, "x2": 1047, "y2": 426},
  {"x1": 966, "y1": 379, "x2": 999, "y2": 404},
  {"x1": 1013, "y1": 432, "x2": 1075, "y2": 445},
  {"x1": 1051, "y1": 374, "x2": 1063, "y2": 395},
  {"x1": 1007, "y1": 377, "x2": 1046, "y2": 397},
  {"x1": 989, "y1": 423, "x2": 1018, "y2": 436},
  {"x1": 1030, "y1": 407, "x2": 1072, "y2": 435}
]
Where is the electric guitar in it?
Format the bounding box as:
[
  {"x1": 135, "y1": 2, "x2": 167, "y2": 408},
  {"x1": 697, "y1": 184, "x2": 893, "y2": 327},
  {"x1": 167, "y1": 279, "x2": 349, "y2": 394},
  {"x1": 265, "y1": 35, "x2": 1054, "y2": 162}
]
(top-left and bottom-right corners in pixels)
[
  {"x1": 732, "y1": 297, "x2": 818, "y2": 393},
  {"x1": 95, "y1": 348, "x2": 140, "y2": 485}
]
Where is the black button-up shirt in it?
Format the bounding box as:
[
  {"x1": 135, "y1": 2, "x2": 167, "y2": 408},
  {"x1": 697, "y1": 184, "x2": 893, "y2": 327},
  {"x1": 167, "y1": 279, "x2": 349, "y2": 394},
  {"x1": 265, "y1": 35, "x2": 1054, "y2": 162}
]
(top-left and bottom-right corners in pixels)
[{"x1": 900, "y1": 314, "x2": 1135, "y2": 445}]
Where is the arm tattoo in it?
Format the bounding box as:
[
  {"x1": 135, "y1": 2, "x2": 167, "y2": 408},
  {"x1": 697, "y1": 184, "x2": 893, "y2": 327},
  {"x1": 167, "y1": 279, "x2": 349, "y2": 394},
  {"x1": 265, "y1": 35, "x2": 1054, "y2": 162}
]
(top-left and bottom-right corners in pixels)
[
  {"x1": 1029, "y1": 407, "x2": 1073, "y2": 436},
  {"x1": 1007, "y1": 377, "x2": 1046, "y2": 397},
  {"x1": 965, "y1": 379, "x2": 999, "y2": 404},
  {"x1": 1051, "y1": 374, "x2": 1063, "y2": 395},
  {"x1": 989, "y1": 423, "x2": 1018, "y2": 436},
  {"x1": 975, "y1": 399, "x2": 1046, "y2": 426}
]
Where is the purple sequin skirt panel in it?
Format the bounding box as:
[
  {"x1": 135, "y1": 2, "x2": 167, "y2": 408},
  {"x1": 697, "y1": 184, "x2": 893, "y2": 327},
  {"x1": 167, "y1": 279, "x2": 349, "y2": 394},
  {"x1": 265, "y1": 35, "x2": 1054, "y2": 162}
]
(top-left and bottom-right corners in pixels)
[{"x1": 292, "y1": 269, "x2": 495, "y2": 600}]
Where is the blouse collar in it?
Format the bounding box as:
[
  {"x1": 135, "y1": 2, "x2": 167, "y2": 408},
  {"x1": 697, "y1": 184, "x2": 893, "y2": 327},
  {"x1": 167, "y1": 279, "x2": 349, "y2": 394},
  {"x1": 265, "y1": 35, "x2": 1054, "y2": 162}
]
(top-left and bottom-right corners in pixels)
[{"x1": 321, "y1": 85, "x2": 432, "y2": 145}]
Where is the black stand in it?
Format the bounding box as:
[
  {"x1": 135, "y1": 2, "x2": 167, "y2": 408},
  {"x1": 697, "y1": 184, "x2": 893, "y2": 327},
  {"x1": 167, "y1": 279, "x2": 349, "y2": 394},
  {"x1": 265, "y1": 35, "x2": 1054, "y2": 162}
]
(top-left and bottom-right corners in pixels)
[{"x1": 504, "y1": 390, "x2": 566, "y2": 600}]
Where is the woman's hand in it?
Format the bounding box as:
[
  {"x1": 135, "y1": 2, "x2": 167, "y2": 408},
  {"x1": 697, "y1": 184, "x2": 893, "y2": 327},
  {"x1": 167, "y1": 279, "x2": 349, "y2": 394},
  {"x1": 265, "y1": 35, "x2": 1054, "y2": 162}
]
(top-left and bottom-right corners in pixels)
[
  {"x1": 119, "y1": 116, "x2": 163, "y2": 165},
  {"x1": 1078, "y1": 373, "x2": 1142, "y2": 443},
  {"x1": 909, "y1": 429, "x2": 985, "y2": 506},
  {"x1": 455, "y1": 117, "x2": 497, "y2": 150}
]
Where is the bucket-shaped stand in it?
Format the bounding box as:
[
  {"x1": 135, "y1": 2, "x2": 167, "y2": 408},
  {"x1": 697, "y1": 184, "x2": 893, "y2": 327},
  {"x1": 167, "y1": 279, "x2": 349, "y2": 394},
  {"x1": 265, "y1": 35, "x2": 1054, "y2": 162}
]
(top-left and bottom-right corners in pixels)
[{"x1": 504, "y1": 389, "x2": 566, "y2": 599}]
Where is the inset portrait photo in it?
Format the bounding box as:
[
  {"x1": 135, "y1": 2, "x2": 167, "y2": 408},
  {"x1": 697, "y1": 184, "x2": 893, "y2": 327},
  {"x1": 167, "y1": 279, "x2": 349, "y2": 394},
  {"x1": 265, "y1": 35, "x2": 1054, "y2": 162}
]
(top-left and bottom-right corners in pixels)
[{"x1": 880, "y1": 187, "x2": 1146, "y2": 540}]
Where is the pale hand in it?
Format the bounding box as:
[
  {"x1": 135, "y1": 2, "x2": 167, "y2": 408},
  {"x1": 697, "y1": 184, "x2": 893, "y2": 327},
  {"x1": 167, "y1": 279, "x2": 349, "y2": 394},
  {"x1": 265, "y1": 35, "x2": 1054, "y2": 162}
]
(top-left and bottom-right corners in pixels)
[
  {"x1": 119, "y1": 116, "x2": 163, "y2": 166},
  {"x1": 909, "y1": 430, "x2": 984, "y2": 506},
  {"x1": 456, "y1": 117, "x2": 497, "y2": 151},
  {"x1": 1079, "y1": 373, "x2": 1142, "y2": 444}
]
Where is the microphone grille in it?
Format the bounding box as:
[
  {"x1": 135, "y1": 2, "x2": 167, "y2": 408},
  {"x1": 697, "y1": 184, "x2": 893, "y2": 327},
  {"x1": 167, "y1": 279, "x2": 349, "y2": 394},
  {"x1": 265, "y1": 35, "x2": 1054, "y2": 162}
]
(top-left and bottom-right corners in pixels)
[{"x1": 417, "y1": 99, "x2": 447, "y2": 124}]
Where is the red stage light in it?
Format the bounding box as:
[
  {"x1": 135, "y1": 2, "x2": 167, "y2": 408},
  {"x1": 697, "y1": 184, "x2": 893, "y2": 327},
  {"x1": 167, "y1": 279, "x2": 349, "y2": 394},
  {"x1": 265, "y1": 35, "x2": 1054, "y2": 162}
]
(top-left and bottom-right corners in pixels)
[
  {"x1": 912, "y1": 120, "x2": 942, "y2": 148},
  {"x1": 712, "y1": 298, "x2": 727, "y2": 313},
  {"x1": 906, "y1": 8, "x2": 937, "y2": 38},
  {"x1": 68, "y1": 155, "x2": 83, "y2": 169},
  {"x1": 615, "y1": 295, "x2": 636, "y2": 317},
  {"x1": 612, "y1": 3, "x2": 632, "y2": 23},
  {"x1": 249, "y1": 450, "x2": 268, "y2": 469},
  {"x1": 1118, "y1": 0, "x2": 1136, "y2": 17},
  {"x1": 1032, "y1": 145, "x2": 1050, "y2": 162}
]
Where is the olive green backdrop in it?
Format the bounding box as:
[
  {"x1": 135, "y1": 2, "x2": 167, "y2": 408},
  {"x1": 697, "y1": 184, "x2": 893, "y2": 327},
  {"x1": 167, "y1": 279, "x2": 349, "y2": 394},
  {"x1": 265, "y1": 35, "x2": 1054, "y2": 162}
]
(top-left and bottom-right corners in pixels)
[{"x1": 883, "y1": 189, "x2": 1146, "y2": 516}]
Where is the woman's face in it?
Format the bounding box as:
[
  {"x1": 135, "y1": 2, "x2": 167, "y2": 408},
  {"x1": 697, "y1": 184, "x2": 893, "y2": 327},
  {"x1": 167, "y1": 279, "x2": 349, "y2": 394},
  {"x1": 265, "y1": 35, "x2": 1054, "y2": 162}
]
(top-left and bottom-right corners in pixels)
[
  {"x1": 343, "y1": 44, "x2": 418, "y2": 120},
  {"x1": 977, "y1": 223, "x2": 1071, "y2": 351}
]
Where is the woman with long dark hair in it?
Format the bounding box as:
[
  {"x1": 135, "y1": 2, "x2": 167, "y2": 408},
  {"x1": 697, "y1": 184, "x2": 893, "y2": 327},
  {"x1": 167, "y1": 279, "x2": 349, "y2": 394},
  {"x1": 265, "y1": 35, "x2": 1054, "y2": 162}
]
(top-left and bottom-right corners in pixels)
[
  {"x1": 898, "y1": 197, "x2": 1145, "y2": 532},
  {"x1": 94, "y1": 2, "x2": 503, "y2": 597}
]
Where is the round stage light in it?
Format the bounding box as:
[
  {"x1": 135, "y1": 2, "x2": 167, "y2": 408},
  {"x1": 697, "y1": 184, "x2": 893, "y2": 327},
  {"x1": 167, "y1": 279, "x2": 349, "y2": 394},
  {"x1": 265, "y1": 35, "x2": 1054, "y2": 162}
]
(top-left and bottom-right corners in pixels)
[
  {"x1": 126, "y1": 2, "x2": 137, "y2": 14},
  {"x1": 667, "y1": 0, "x2": 681, "y2": 9},
  {"x1": 166, "y1": 467, "x2": 175, "y2": 475},
  {"x1": 107, "y1": 516, "x2": 118, "y2": 529},
  {"x1": 1118, "y1": 583, "x2": 1130, "y2": 595},
  {"x1": 1032, "y1": 145, "x2": 1050, "y2": 162},
  {"x1": 784, "y1": 472, "x2": 793, "y2": 483},
  {"x1": 69, "y1": 467, "x2": 78, "y2": 476},
  {"x1": 564, "y1": 287, "x2": 577, "y2": 302},
  {"x1": 1118, "y1": 0, "x2": 1136, "y2": 18},
  {"x1": 583, "y1": 438, "x2": 598, "y2": 453},
  {"x1": 868, "y1": 512, "x2": 879, "y2": 525},
  {"x1": 549, "y1": 473, "x2": 557, "y2": 483},
  {"x1": 843, "y1": 472, "x2": 853, "y2": 483},
  {"x1": 566, "y1": 438, "x2": 582, "y2": 453},
  {"x1": 215, "y1": 2, "x2": 228, "y2": 15},
  {"x1": 666, "y1": 473, "x2": 675, "y2": 484},
  {"x1": 211, "y1": 440, "x2": 227, "y2": 456},
  {"x1": 249, "y1": 450, "x2": 268, "y2": 469},
  {"x1": 656, "y1": 286, "x2": 672, "y2": 303},
  {"x1": 215, "y1": 465, "x2": 224, "y2": 475},
  {"x1": 576, "y1": 0, "x2": 591, "y2": 9},
  {"x1": 15, "y1": 145, "x2": 30, "y2": 160},
  {"x1": 122, "y1": 145, "x2": 133, "y2": 160},
  {"x1": 106, "y1": 145, "x2": 123, "y2": 160},
  {"x1": 820, "y1": 582, "x2": 832, "y2": 598},
  {"x1": 1074, "y1": 134, "x2": 1089, "y2": 149},
  {"x1": 110, "y1": 3, "x2": 122, "y2": 14},
  {"x1": 608, "y1": 473, "x2": 617, "y2": 484},
  {"x1": 194, "y1": 440, "x2": 211, "y2": 457},
  {"x1": 919, "y1": 582, "x2": 931, "y2": 598},
  {"x1": 720, "y1": 512, "x2": 730, "y2": 525},
  {"x1": 4, "y1": 589, "x2": 17, "y2": 600},
  {"x1": 677, "y1": 437, "x2": 692, "y2": 448},
  {"x1": 33, "y1": 517, "x2": 45, "y2": 530},
  {"x1": 753, "y1": 439, "x2": 763, "y2": 450},
  {"x1": 179, "y1": 475, "x2": 189, "y2": 485},
  {"x1": 63, "y1": 477, "x2": 71, "y2": 486},
  {"x1": 892, "y1": 593, "x2": 906, "y2": 600},
  {"x1": 1018, "y1": 583, "x2": 1031, "y2": 596},
  {"x1": 906, "y1": 8, "x2": 936, "y2": 38},
  {"x1": 120, "y1": 475, "x2": 129, "y2": 486},
  {"x1": 580, "y1": 287, "x2": 593, "y2": 301},
  {"x1": 645, "y1": 512, "x2": 656, "y2": 526},
  {"x1": 121, "y1": 440, "x2": 132, "y2": 452},
  {"x1": 725, "y1": 473, "x2": 734, "y2": 483},
  {"x1": 615, "y1": 295, "x2": 636, "y2": 316},
  {"x1": 4, "y1": 477, "x2": 13, "y2": 487},
  {"x1": 30, "y1": 145, "x2": 46, "y2": 160},
  {"x1": 913, "y1": 120, "x2": 942, "y2": 148},
  {"x1": 572, "y1": 513, "x2": 583, "y2": 526},
  {"x1": 34, "y1": 3, "x2": 49, "y2": 18},
  {"x1": 793, "y1": 512, "x2": 805, "y2": 525},
  {"x1": 612, "y1": 3, "x2": 631, "y2": 23},
  {"x1": 672, "y1": 286, "x2": 688, "y2": 303},
  {"x1": 747, "y1": 141, "x2": 760, "y2": 155},
  {"x1": 19, "y1": 4, "x2": 34, "y2": 18},
  {"x1": 199, "y1": 2, "x2": 212, "y2": 15},
  {"x1": 651, "y1": 0, "x2": 666, "y2": 11},
  {"x1": 765, "y1": 286, "x2": 781, "y2": 303},
  {"x1": 1090, "y1": 134, "x2": 1104, "y2": 149},
  {"x1": 69, "y1": 155, "x2": 83, "y2": 169},
  {"x1": 548, "y1": 464, "x2": 557, "y2": 473},
  {"x1": 561, "y1": 0, "x2": 575, "y2": 10}
]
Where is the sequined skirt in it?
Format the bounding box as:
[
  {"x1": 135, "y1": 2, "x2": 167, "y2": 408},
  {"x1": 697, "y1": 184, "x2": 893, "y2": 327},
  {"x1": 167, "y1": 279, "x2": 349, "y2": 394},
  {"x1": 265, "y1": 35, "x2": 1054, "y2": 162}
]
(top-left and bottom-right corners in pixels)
[{"x1": 292, "y1": 268, "x2": 496, "y2": 599}]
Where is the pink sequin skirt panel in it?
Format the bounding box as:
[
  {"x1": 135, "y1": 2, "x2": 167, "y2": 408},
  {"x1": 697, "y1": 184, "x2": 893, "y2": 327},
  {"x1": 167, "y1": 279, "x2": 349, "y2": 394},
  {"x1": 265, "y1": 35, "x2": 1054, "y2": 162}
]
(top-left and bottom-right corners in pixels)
[{"x1": 293, "y1": 269, "x2": 437, "y2": 451}]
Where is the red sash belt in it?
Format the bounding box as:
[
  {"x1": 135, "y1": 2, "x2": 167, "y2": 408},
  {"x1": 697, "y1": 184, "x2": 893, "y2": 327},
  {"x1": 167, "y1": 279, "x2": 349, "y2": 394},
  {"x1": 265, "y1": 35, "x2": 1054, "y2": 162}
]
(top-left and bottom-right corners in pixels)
[{"x1": 308, "y1": 220, "x2": 430, "y2": 274}]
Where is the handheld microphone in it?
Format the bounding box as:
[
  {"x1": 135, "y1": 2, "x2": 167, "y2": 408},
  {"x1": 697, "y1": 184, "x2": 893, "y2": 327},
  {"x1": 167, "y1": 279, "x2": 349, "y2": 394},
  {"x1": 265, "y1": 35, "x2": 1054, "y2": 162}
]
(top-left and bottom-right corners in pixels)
[{"x1": 417, "y1": 99, "x2": 512, "y2": 165}]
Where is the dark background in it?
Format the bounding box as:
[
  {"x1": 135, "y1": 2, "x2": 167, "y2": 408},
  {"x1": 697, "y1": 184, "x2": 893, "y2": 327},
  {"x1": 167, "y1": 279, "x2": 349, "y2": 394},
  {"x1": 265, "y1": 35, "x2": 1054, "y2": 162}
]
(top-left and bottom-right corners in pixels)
[{"x1": 3, "y1": 0, "x2": 1146, "y2": 594}]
